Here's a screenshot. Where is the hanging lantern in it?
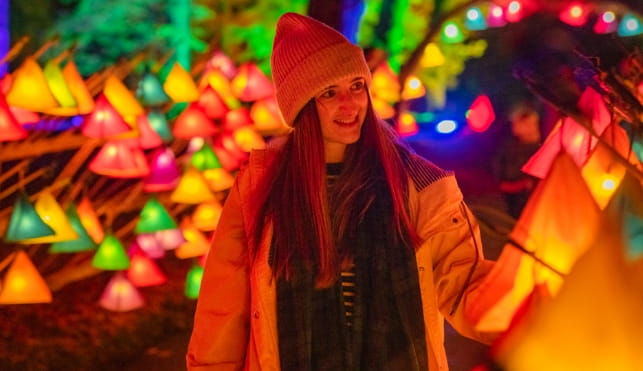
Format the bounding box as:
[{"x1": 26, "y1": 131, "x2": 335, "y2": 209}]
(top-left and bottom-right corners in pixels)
[
  {"x1": 0, "y1": 93, "x2": 27, "y2": 141},
  {"x1": 233, "y1": 126, "x2": 266, "y2": 152},
  {"x1": 126, "y1": 249, "x2": 167, "y2": 287},
  {"x1": 397, "y1": 111, "x2": 419, "y2": 137},
  {"x1": 0, "y1": 251, "x2": 52, "y2": 304},
  {"x1": 420, "y1": 43, "x2": 446, "y2": 68},
  {"x1": 19, "y1": 191, "x2": 79, "y2": 244},
  {"x1": 223, "y1": 108, "x2": 253, "y2": 132},
  {"x1": 9, "y1": 105, "x2": 40, "y2": 126},
  {"x1": 204, "y1": 50, "x2": 237, "y2": 79},
  {"x1": 135, "y1": 235, "x2": 165, "y2": 259},
  {"x1": 61, "y1": 60, "x2": 95, "y2": 114},
  {"x1": 231, "y1": 62, "x2": 275, "y2": 102},
  {"x1": 163, "y1": 62, "x2": 199, "y2": 103},
  {"x1": 618, "y1": 13, "x2": 643, "y2": 37},
  {"x1": 50, "y1": 203, "x2": 96, "y2": 253},
  {"x1": 77, "y1": 197, "x2": 104, "y2": 244},
  {"x1": 5, "y1": 57, "x2": 59, "y2": 112},
  {"x1": 147, "y1": 109, "x2": 173, "y2": 143},
  {"x1": 198, "y1": 85, "x2": 229, "y2": 119},
  {"x1": 192, "y1": 200, "x2": 223, "y2": 232},
  {"x1": 92, "y1": 234, "x2": 130, "y2": 270},
  {"x1": 170, "y1": 167, "x2": 215, "y2": 204},
  {"x1": 191, "y1": 143, "x2": 222, "y2": 171},
  {"x1": 137, "y1": 71, "x2": 170, "y2": 106},
  {"x1": 143, "y1": 146, "x2": 181, "y2": 192},
  {"x1": 135, "y1": 197, "x2": 178, "y2": 234},
  {"x1": 103, "y1": 75, "x2": 145, "y2": 125},
  {"x1": 250, "y1": 97, "x2": 288, "y2": 135},
  {"x1": 371, "y1": 97, "x2": 395, "y2": 120},
  {"x1": 505, "y1": 1, "x2": 525, "y2": 23},
  {"x1": 175, "y1": 217, "x2": 211, "y2": 259},
  {"x1": 401, "y1": 76, "x2": 426, "y2": 100},
  {"x1": 81, "y1": 94, "x2": 132, "y2": 139},
  {"x1": 593, "y1": 11, "x2": 618, "y2": 34},
  {"x1": 203, "y1": 70, "x2": 240, "y2": 109},
  {"x1": 172, "y1": 103, "x2": 218, "y2": 139},
  {"x1": 487, "y1": 4, "x2": 507, "y2": 27},
  {"x1": 99, "y1": 272, "x2": 144, "y2": 312},
  {"x1": 4, "y1": 193, "x2": 55, "y2": 242},
  {"x1": 185, "y1": 264, "x2": 205, "y2": 299},
  {"x1": 203, "y1": 167, "x2": 236, "y2": 192},
  {"x1": 371, "y1": 62, "x2": 400, "y2": 103},
  {"x1": 466, "y1": 95, "x2": 495, "y2": 133},
  {"x1": 43, "y1": 60, "x2": 77, "y2": 108},
  {"x1": 122, "y1": 114, "x2": 163, "y2": 149},
  {"x1": 465, "y1": 7, "x2": 487, "y2": 31},
  {"x1": 559, "y1": 3, "x2": 590, "y2": 27},
  {"x1": 212, "y1": 136, "x2": 245, "y2": 171},
  {"x1": 440, "y1": 21, "x2": 465, "y2": 43},
  {"x1": 89, "y1": 141, "x2": 150, "y2": 178},
  {"x1": 155, "y1": 228, "x2": 185, "y2": 250}
]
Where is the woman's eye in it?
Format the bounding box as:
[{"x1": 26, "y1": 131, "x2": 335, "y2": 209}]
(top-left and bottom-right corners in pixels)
[
  {"x1": 320, "y1": 89, "x2": 336, "y2": 99},
  {"x1": 351, "y1": 81, "x2": 365, "y2": 91}
]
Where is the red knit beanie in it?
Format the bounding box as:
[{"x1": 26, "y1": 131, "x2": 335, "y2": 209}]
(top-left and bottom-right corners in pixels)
[{"x1": 271, "y1": 12, "x2": 372, "y2": 127}]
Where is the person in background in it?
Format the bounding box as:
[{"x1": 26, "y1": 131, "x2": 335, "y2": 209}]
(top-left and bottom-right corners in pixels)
[
  {"x1": 187, "y1": 12, "x2": 496, "y2": 371},
  {"x1": 492, "y1": 100, "x2": 543, "y2": 220}
]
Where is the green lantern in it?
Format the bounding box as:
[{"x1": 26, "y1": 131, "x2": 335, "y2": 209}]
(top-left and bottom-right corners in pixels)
[
  {"x1": 50, "y1": 203, "x2": 97, "y2": 253},
  {"x1": 185, "y1": 264, "x2": 204, "y2": 299},
  {"x1": 92, "y1": 234, "x2": 130, "y2": 270},
  {"x1": 441, "y1": 21, "x2": 465, "y2": 43},
  {"x1": 191, "y1": 143, "x2": 222, "y2": 171},
  {"x1": 135, "y1": 197, "x2": 177, "y2": 234},
  {"x1": 137, "y1": 72, "x2": 170, "y2": 106},
  {"x1": 4, "y1": 193, "x2": 55, "y2": 242}
]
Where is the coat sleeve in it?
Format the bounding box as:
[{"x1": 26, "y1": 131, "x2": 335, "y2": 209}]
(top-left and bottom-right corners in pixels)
[
  {"x1": 414, "y1": 175, "x2": 497, "y2": 344},
  {"x1": 186, "y1": 167, "x2": 251, "y2": 370}
]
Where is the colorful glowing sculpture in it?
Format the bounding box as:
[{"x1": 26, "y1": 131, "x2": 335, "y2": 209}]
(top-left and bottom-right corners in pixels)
[
  {"x1": 89, "y1": 141, "x2": 150, "y2": 178},
  {"x1": 99, "y1": 272, "x2": 144, "y2": 312},
  {"x1": 0, "y1": 251, "x2": 52, "y2": 304},
  {"x1": 0, "y1": 93, "x2": 27, "y2": 141},
  {"x1": 81, "y1": 94, "x2": 132, "y2": 138},
  {"x1": 5, "y1": 57, "x2": 59, "y2": 112},
  {"x1": 4, "y1": 193, "x2": 55, "y2": 242},
  {"x1": 50, "y1": 203, "x2": 96, "y2": 253},
  {"x1": 163, "y1": 62, "x2": 199, "y2": 103},
  {"x1": 135, "y1": 197, "x2": 177, "y2": 234},
  {"x1": 231, "y1": 62, "x2": 274, "y2": 102},
  {"x1": 466, "y1": 95, "x2": 495, "y2": 133},
  {"x1": 170, "y1": 167, "x2": 215, "y2": 204},
  {"x1": 126, "y1": 250, "x2": 167, "y2": 287},
  {"x1": 185, "y1": 264, "x2": 204, "y2": 299},
  {"x1": 172, "y1": 103, "x2": 218, "y2": 139},
  {"x1": 92, "y1": 234, "x2": 130, "y2": 270},
  {"x1": 19, "y1": 191, "x2": 78, "y2": 244},
  {"x1": 143, "y1": 146, "x2": 180, "y2": 192},
  {"x1": 192, "y1": 200, "x2": 223, "y2": 232},
  {"x1": 198, "y1": 85, "x2": 229, "y2": 119},
  {"x1": 137, "y1": 72, "x2": 170, "y2": 106},
  {"x1": 77, "y1": 197, "x2": 104, "y2": 244}
]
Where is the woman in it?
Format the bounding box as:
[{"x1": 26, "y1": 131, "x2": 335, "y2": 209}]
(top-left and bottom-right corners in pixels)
[{"x1": 187, "y1": 12, "x2": 495, "y2": 371}]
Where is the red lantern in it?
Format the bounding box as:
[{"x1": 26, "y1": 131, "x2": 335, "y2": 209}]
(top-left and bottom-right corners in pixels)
[
  {"x1": 231, "y1": 62, "x2": 275, "y2": 102},
  {"x1": 173, "y1": 103, "x2": 219, "y2": 139},
  {"x1": 0, "y1": 93, "x2": 27, "y2": 141},
  {"x1": 198, "y1": 86, "x2": 229, "y2": 119},
  {"x1": 89, "y1": 141, "x2": 150, "y2": 178},
  {"x1": 466, "y1": 95, "x2": 495, "y2": 133}
]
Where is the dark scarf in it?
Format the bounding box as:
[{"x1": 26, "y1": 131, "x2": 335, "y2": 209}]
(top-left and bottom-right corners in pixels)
[{"x1": 275, "y1": 175, "x2": 428, "y2": 371}]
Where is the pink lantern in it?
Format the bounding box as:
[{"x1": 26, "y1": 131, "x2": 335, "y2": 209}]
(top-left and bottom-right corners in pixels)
[
  {"x1": 99, "y1": 272, "x2": 144, "y2": 312},
  {"x1": 143, "y1": 146, "x2": 181, "y2": 192},
  {"x1": 81, "y1": 94, "x2": 131, "y2": 138},
  {"x1": 0, "y1": 93, "x2": 27, "y2": 141},
  {"x1": 135, "y1": 235, "x2": 165, "y2": 259},
  {"x1": 155, "y1": 228, "x2": 185, "y2": 250},
  {"x1": 466, "y1": 95, "x2": 495, "y2": 133},
  {"x1": 231, "y1": 62, "x2": 275, "y2": 102},
  {"x1": 89, "y1": 141, "x2": 150, "y2": 178},
  {"x1": 204, "y1": 50, "x2": 237, "y2": 80}
]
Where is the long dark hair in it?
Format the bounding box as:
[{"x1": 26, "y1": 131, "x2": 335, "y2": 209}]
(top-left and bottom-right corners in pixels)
[{"x1": 249, "y1": 95, "x2": 419, "y2": 287}]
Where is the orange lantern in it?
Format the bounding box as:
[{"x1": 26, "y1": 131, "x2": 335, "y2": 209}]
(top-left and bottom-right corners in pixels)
[
  {"x1": 223, "y1": 107, "x2": 253, "y2": 132},
  {"x1": 61, "y1": 60, "x2": 95, "y2": 114},
  {"x1": 371, "y1": 96, "x2": 395, "y2": 120},
  {"x1": 170, "y1": 167, "x2": 215, "y2": 204},
  {"x1": 250, "y1": 97, "x2": 288, "y2": 136},
  {"x1": 77, "y1": 197, "x2": 104, "y2": 244},
  {"x1": 371, "y1": 62, "x2": 400, "y2": 103},
  {"x1": 231, "y1": 62, "x2": 274, "y2": 102},
  {"x1": 81, "y1": 94, "x2": 132, "y2": 139},
  {"x1": 192, "y1": 200, "x2": 223, "y2": 231},
  {"x1": 0, "y1": 251, "x2": 52, "y2": 304},
  {"x1": 163, "y1": 62, "x2": 199, "y2": 103},
  {"x1": 89, "y1": 141, "x2": 150, "y2": 178},
  {"x1": 99, "y1": 272, "x2": 144, "y2": 312},
  {"x1": 202, "y1": 69, "x2": 239, "y2": 109},
  {"x1": 5, "y1": 57, "x2": 59, "y2": 112},
  {"x1": 175, "y1": 217, "x2": 211, "y2": 259},
  {"x1": 172, "y1": 103, "x2": 218, "y2": 139},
  {"x1": 401, "y1": 76, "x2": 426, "y2": 100}
]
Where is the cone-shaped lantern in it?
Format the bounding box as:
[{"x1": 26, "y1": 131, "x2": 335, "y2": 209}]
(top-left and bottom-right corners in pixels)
[
  {"x1": 198, "y1": 85, "x2": 229, "y2": 119},
  {"x1": 4, "y1": 194, "x2": 55, "y2": 242},
  {"x1": 103, "y1": 75, "x2": 144, "y2": 124},
  {"x1": 203, "y1": 70, "x2": 240, "y2": 109},
  {"x1": 122, "y1": 114, "x2": 162, "y2": 149},
  {"x1": 143, "y1": 146, "x2": 180, "y2": 192},
  {"x1": 397, "y1": 111, "x2": 419, "y2": 136},
  {"x1": 618, "y1": 13, "x2": 643, "y2": 37},
  {"x1": 92, "y1": 234, "x2": 130, "y2": 270},
  {"x1": 250, "y1": 97, "x2": 287, "y2": 136},
  {"x1": 61, "y1": 60, "x2": 95, "y2": 114},
  {"x1": 233, "y1": 126, "x2": 266, "y2": 152},
  {"x1": 420, "y1": 43, "x2": 446, "y2": 68},
  {"x1": 135, "y1": 197, "x2": 177, "y2": 234},
  {"x1": 99, "y1": 272, "x2": 144, "y2": 312},
  {"x1": 145, "y1": 109, "x2": 172, "y2": 143},
  {"x1": 126, "y1": 249, "x2": 167, "y2": 287},
  {"x1": 464, "y1": 6, "x2": 487, "y2": 31},
  {"x1": 212, "y1": 137, "x2": 244, "y2": 171},
  {"x1": 19, "y1": 191, "x2": 79, "y2": 244},
  {"x1": 43, "y1": 60, "x2": 77, "y2": 108},
  {"x1": 191, "y1": 143, "x2": 222, "y2": 171},
  {"x1": 185, "y1": 264, "x2": 205, "y2": 299},
  {"x1": 203, "y1": 167, "x2": 236, "y2": 192},
  {"x1": 0, "y1": 251, "x2": 52, "y2": 304},
  {"x1": 223, "y1": 108, "x2": 253, "y2": 132},
  {"x1": 77, "y1": 197, "x2": 104, "y2": 244},
  {"x1": 175, "y1": 218, "x2": 211, "y2": 259},
  {"x1": 9, "y1": 105, "x2": 39, "y2": 126},
  {"x1": 593, "y1": 11, "x2": 618, "y2": 34},
  {"x1": 89, "y1": 141, "x2": 150, "y2": 178},
  {"x1": 50, "y1": 203, "x2": 97, "y2": 253},
  {"x1": 172, "y1": 103, "x2": 218, "y2": 139},
  {"x1": 371, "y1": 96, "x2": 396, "y2": 120},
  {"x1": 371, "y1": 62, "x2": 400, "y2": 103},
  {"x1": 6, "y1": 57, "x2": 59, "y2": 112},
  {"x1": 401, "y1": 76, "x2": 426, "y2": 100},
  {"x1": 466, "y1": 95, "x2": 495, "y2": 133},
  {"x1": 170, "y1": 167, "x2": 215, "y2": 204},
  {"x1": 192, "y1": 200, "x2": 223, "y2": 231},
  {"x1": 558, "y1": 3, "x2": 590, "y2": 26},
  {"x1": 155, "y1": 228, "x2": 185, "y2": 250},
  {"x1": 205, "y1": 50, "x2": 237, "y2": 79},
  {"x1": 135, "y1": 235, "x2": 165, "y2": 259},
  {"x1": 81, "y1": 94, "x2": 132, "y2": 138},
  {"x1": 0, "y1": 93, "x2": 27, "y2": 141},
  {"x1": 487, "y1": 4, "x2": 507, "y2": 27},
  {"x1": 137, "y1": 71, "x2": 170, "y2": 106},
  {"x1": 231, "y1": 62, "x2": 274, "y2": 102},
  {"x1": 163, "y1": 62, "x2": 199, "y2": 103}
]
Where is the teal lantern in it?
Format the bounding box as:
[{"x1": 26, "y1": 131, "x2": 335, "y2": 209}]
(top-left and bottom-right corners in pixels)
[
  {"x1": 92, "y1": 234, "x2": 130, "y2": 270},
  {"x1": 147, "y1": 109, "x2": 173, "y2": 142},
  {"x1": 465, "y1": 7, "x2": 487, "y2": 31},
  {"x1": 4, "y1": 193, "x2": 55, "y2": 242},
  {"x1": 185, "y1": 264, "x2": 204, "y2": 299},
  {"x1": 618, "y1": 13, "x2": 642, "y2": 37},
  {"x1": 137, "y1": 72, "x2": 171, "y2": 106},
  {"x1": 50, "y1": 203, "x2": 97, "y2": 253},
  {"x1": 135, "y1": 197, "x2": 177, "y2": 234}
]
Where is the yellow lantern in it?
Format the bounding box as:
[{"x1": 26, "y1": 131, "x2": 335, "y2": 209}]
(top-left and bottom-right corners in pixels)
[
  {"x1": 420, "y1": 43, "x2": 445, "y2": 68},
  {"x1": 163, "y1": 62, "x2": 199, "y2": 103},
  {"x1": 202, "y1": 167, "x2": 236, "y2": 192},
  {"x1": 6, "y1": 57, "x2": 59, "y2": 112},
  {"x1": 43, "y1": 60, "x2": 77, "y2": 108},
  {"x1": 371, "y1": 96, "x2": 395, "y2": 120},
  {"x1": 170, "y1": 167, "x2": 215, "y2": 204},
  {"x1": 192, "y1": 200, "x2": 223, "y2": 231},
  {"x1": 233, "y1": 125, "x2": 266, "y2": 153},
  {"x1": 203, "y1": 69, "x2": 239, "y2": 109},
  {"x1": 103, "y1": 75, "x2": 144, "y2": 126},
  {"x1": 250, "y1": 97, "x2": 288, "y2": 136},
  {"x1": 19, "y1": 191, "x2": 79, "y2": 244},
  {"x1": 371, "y1": 62, "x2": 400, "y2": 103},
  {"x1": 0, "y1": 251, "x2": 52, "y2": 304},
  {"x1": 175, "y1": 218, "x2": 210, "y2": 259}
]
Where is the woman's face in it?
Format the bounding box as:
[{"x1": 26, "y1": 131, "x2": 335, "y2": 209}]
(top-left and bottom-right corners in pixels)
[{"x1": 314, "y1": 76, "x2": 368, "y2": 162}]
